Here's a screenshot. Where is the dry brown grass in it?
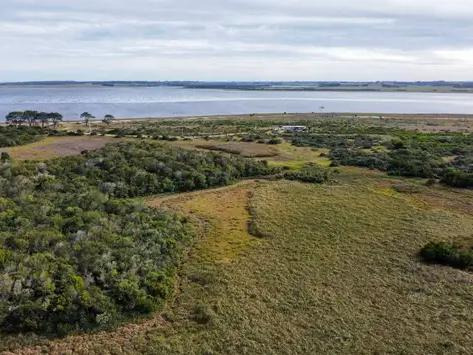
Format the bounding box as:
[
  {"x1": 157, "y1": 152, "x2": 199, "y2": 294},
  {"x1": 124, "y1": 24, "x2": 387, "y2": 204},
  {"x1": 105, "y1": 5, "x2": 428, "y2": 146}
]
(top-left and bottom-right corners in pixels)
[{"x1": 0, "y1": 136, "x2": 118, "y2": 160}]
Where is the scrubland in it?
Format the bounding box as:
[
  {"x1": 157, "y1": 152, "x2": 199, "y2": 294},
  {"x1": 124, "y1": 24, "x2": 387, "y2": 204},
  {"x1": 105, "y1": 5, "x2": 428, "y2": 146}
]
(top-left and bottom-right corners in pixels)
[{"x1": 2, "y1": 114, "x2": 473, "y2": 354}]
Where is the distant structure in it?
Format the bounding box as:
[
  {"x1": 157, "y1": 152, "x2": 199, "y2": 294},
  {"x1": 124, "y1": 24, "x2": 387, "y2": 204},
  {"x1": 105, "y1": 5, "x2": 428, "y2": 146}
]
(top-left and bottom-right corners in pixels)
[{"x1": 277, "y1": 125, "x2": 307, "y2": 133}]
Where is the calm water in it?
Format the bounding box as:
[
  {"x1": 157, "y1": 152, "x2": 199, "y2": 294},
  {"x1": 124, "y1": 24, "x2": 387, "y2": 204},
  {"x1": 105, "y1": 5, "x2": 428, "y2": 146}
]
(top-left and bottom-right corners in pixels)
[{"x1": 1, "y1": 85, "x2": 473, "y2": 120}]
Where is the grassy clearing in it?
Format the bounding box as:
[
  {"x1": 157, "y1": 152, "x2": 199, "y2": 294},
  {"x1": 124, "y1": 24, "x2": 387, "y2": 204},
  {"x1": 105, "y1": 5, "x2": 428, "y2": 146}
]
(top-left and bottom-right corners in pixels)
[
  {"x1": 0, "y1": 136, "x2": 118, "y2": 160},
  {"x1": 265, "y1": 142, "x2": 331, "y2": 169},
  {"x1": 169, "y1": 139, "x2": 331, "y2": 170}
]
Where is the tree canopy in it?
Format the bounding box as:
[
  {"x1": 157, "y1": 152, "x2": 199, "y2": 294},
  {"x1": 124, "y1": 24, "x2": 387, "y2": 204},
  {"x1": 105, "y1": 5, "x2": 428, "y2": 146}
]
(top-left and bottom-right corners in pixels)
[{"x1": 5, "y1": 111, "x2": 62, "y2": 128}]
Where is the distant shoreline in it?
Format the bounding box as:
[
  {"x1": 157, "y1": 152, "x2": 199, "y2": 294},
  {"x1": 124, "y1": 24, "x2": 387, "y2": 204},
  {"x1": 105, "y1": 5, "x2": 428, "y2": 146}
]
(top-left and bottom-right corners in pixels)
[
  {"x1": 4, "y1": 112, "x2": 473, "y2": 126},
  {"x1": 2, "y1": 81, "x2": 473, "y2": 94}
]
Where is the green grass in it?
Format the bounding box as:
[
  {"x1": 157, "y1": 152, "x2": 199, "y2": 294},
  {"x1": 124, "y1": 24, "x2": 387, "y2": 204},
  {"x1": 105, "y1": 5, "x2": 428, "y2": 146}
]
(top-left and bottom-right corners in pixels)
[
  {"x1": 12, "y1": 173, "x2": 473, "y2": 354},
  {"x1": 149, "y1": 179, "x2": 473, "y2": 353}
]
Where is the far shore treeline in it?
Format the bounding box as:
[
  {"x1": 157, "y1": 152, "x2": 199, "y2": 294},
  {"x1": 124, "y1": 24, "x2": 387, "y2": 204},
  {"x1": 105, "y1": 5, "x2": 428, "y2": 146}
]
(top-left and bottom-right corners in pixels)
[
  {"x1": 4, "y1": 111, "x2": 115, "y2": 127},
  {"x1": 5, "y1": 111, "x2": 63, "y2": 128}
]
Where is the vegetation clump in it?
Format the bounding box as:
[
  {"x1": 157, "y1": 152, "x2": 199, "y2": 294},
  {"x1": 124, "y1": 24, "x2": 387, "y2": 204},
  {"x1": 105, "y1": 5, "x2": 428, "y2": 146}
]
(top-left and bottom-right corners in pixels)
[
  {"x1": 420, "y1": 242, "x2": 473, "y2": 270},
  {"x1": 283, "y1": 163, "x2": 334, "y2": 184},
  {"x1": 0, "y1": 126, "x2": 44, "y2": 148}
]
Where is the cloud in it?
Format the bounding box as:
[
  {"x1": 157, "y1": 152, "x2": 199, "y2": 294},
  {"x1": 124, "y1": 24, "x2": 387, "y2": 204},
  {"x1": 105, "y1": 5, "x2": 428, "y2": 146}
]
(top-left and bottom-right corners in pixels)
[{"x1": 1, "y1": 0, "x2": 473, "y2": 81}]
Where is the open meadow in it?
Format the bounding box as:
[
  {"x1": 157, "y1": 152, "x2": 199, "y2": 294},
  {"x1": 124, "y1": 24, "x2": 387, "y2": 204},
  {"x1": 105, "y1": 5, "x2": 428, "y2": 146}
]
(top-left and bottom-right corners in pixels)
[
  {"x1": 0, "y1": 136, "x2": 118, "y2": 160},
  {"x1": 1, "y1": 114, "x2": 473, "y2": 354}
]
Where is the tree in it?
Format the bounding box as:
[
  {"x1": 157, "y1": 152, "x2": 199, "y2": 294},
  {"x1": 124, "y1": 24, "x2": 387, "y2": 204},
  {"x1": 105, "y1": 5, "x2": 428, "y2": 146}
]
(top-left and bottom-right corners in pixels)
[
  {"x1": 50, "y1": 112, "x2": 63, "y2": 129},
  {"x1": 36, "y1": 112, "x2": 50, "y2": 129},
  {"x1": 23, "y1": 110, "x2": 39, "y2": 127},
  {"x1": 1, "y1": 152, "x2": 10, "y2": 161},
  {"x1": 80, "y1": 112, "x2": 95, "y2": 128},
  {"x1": 103, "y1": 114, "x2": 114, "y2": 125},
  {"x1": 5, "y1": 112, "x2": 24, "y2": 126}
]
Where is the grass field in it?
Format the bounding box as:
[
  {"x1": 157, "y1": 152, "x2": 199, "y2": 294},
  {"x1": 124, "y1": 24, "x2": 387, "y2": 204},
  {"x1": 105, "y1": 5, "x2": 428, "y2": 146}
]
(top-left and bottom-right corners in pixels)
[
  {"x1": 148, "y1": 176, "x2": 473, "y2": 354},
  {"x1": 6, "y1": 168, "x2": 473, "y2": 354},
  {"x1": 265, "y1": 142, "x2": 331, "y2": 169},
  {"x1": 0, "y1": 136, "x2": 118, "y2": 160}
]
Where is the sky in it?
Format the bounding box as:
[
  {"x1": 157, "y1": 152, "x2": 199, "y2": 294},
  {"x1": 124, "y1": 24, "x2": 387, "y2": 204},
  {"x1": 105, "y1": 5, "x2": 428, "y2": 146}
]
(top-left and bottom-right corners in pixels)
[{"x1": 1, "y1": 0, "x2": 473, "y2": 82}]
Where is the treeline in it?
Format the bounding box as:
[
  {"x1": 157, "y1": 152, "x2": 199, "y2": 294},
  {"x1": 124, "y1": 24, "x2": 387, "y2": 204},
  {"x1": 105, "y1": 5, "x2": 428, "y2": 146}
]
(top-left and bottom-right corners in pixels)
[
  {"x1": 0, "y1": 141, "x2": 275, "y2": 334},
  {"x1": 282, "y1": 164, "x2": 334, "y2": 184},
  {"x1": 6, "y1": 111, "x2": 63, "y2": 128}
]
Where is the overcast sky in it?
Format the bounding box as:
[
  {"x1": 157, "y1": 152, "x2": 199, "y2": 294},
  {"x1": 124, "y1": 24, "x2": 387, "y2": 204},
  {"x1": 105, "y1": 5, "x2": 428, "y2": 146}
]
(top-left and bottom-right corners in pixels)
[{"x1": 2, "y1": 0, "x2": 473, "y2": 81}]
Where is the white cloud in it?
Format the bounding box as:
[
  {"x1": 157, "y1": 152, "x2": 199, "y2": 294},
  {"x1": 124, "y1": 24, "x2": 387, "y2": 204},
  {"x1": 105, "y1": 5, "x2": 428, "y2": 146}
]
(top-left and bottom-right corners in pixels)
[{"x1": 1, "y1": 0, "x2": 473, "y2": 81}]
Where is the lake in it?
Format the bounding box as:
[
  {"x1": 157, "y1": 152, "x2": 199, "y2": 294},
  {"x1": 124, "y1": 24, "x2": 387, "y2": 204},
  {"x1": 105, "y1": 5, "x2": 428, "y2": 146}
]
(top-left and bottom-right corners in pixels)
[{"x1": 1, "y1": 85, "x2": 473, "y2": 120}]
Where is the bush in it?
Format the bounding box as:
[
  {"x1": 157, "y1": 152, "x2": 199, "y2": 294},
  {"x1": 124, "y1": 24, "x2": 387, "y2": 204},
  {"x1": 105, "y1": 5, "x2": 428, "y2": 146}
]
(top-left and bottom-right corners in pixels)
[
  {"x1": 0, "y1": 126, "x2": 43, "y2": 148},
  {"x1": 267, "y1": 138, "x2": 283, "y2": 145},
  {"x1": 420, "y1": 242, "x2": 473, "y2": 270},
  {"x1": 191, "y1": 303, "x2": 215, "y2": 325},
  {"x1": 441, "y1": 169, "x2": 473, "y2": 188},
  {"x1": 0, "y1": 152, "x2": 10, "y2": 162}
]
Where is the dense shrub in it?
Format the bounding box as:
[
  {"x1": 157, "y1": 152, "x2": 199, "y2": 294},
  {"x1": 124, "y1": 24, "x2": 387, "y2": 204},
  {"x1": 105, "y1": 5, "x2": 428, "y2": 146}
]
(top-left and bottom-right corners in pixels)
[
  {"x1": 0, "y1": 126, "x2": 43, "y2": 147},
  {"x1": 292, "y1": 133, "x2": 382, "y2": 150},
  {"x1": 330, "y1": 148, "x2": 390, "y2": 170},
  {"x1": 441, "y1": 169, "x2": 473, "y2": 188},
  {"x1": 0, "y1": 141, "x2": 274, "y2": 334},
  {"x1": 46, "y1": 141, "x2": 277, "y2": 198},
  {"x1": 420, "y1": 242, "x2": 473, "y2": 270},
  {"x1": 283, "y1": 164, "x2": 334, "y2": 184},
  {"x1": 267, "y1": 138, "x2": 283, "y2": 145},
  {"x1": 387, "y1": 148, "x2": 444, "y2": 178}
]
